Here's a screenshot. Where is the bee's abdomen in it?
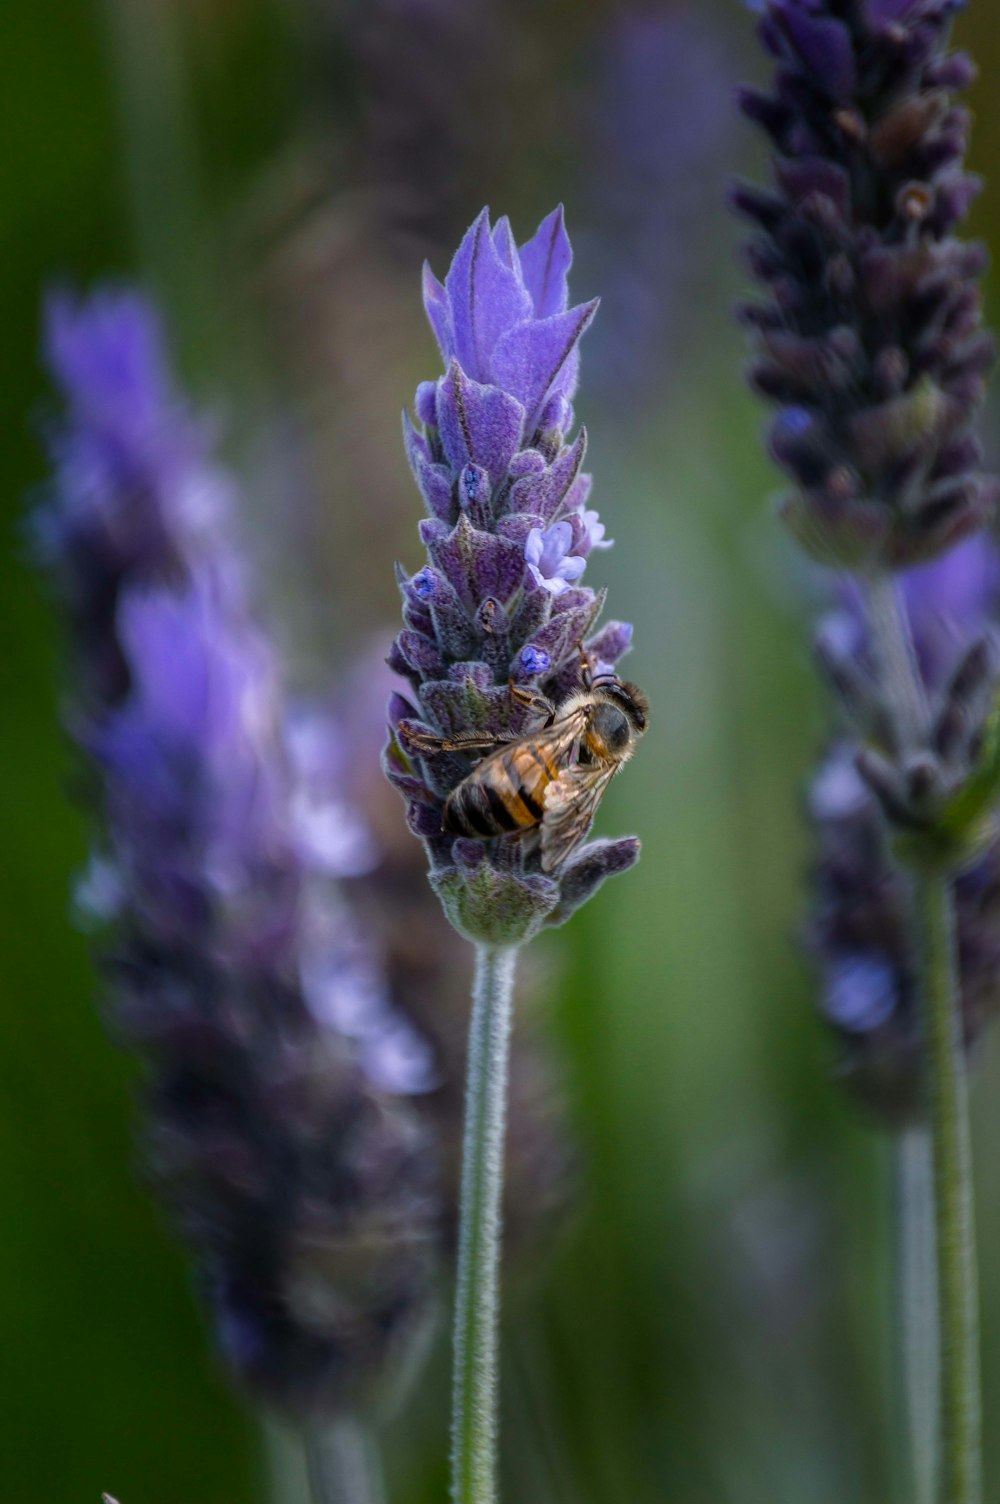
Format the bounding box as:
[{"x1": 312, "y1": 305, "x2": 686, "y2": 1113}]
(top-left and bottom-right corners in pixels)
[{"x1": 443, "y1": 745, "x2": 552, "y2": 840}]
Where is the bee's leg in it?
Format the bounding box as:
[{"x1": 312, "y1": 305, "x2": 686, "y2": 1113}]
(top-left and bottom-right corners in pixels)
[
  {"x1": 508, "y1": 679, "x2": 557, "y2": 727},
  {"x1": 574, "y1": 639, "x2": 594, "y2": 691},
  {"x1": 404, "y1": 726, "x2": 515, "y2": 756}
]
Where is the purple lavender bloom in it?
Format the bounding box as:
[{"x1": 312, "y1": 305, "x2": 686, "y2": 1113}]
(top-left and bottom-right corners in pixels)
[
  {"x1": 37, "y1": 290, "x2": 441, "y2": 1416},
  {"x1": 810, "y1": 534, "x2": 1000, "y2": 1117},
  {"x1": 386, "y1": 209, "x2": 642, "y2": 944},
  {"x1": 733, "y1": 0, "x2": 997, "y2": 567}
]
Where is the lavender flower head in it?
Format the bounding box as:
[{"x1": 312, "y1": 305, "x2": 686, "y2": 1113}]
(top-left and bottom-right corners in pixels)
[
  {"x1": 810, "y1": 536, "x2": 1000, "y2": 1118},
  {"x1": 384, "y1": 208, "x2": 642, "y2": 944},
  {"x1": 37, "y1": 291, "x2": 441, "y2": 1417},
  {"x1": 734, "y1": 0, "x2": 997, "y2": 568}
]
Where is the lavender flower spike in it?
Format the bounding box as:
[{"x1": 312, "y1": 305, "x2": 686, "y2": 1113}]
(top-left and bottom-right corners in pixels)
[
  {"x1": 734, "y1": 0, "x2": 997, "y2": 569},
  {"x1": 735, "y1": 10, "x2": 999, "y2": 1499},
  {"x1": 388, "y1": 210, "x2": 644, "y2": 1504},
  {"x1": 36, "y1": 290, "x2": 441, "y2": 1422},
  {"x1": 386, "y1": 207, "x2": 641, "y2": 946}
]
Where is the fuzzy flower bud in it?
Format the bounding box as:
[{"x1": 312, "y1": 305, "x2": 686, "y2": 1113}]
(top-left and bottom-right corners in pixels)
[
  {"x1": 36, "y1": 290, "x2": 441, "y2": 1417},
  {"x1": 733, "y1": 0, "x2": 997, "y2": 568},
  {"x1": 385, "y1": 208, "x2": 642, "y2": 945}
]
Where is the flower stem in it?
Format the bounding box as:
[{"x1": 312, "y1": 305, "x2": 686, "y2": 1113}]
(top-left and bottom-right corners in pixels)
[
  {"x1": 304, "y1": 1418, "x2": 385, "y2": 1504},
  {"x1": 451, "y1": 944, "x2": 518, "y2": 1504},
  {"x1": 896, "y1": 1125, "x2": 938, "y2": 1504},
  {"x1": 865, "y1": 573, "x2": 982, "y2": 1504},
  {"x1": 915, "y1": 870, "x2": 981, "y2": 1504}
]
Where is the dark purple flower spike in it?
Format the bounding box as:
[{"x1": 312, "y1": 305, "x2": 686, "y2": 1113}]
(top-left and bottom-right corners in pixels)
[
  {"x1": 386, "y1": 208, "x2": 641, "y2": 944},
  {"x1": 733, "y1": 0, "x2": 997, "y2": 569}
]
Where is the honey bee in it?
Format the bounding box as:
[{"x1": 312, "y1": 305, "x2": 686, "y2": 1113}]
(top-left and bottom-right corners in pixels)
[{"x1": 405, "y1": 652, "x2": 648, "y2": 872}]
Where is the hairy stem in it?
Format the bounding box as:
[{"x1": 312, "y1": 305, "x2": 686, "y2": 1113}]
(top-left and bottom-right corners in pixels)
[
  {"x1": 865, "y1": 573, "x2": 981, "y2": 1504},
  {"x1": 304, "y1": 1419, "x2": 385, "y2": 1504},
  {"x1": 451, "y1": 944, "x2": 518, "y2": 1504}
]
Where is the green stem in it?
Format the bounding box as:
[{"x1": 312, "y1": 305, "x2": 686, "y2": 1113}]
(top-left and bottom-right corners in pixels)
[
  {"x1": 865, "y1": 574, "x2": 982, "y2": 1504},
  {"x1": 915, "y1": 872, "x2": 981, "y2": 1504},
  {"x1": 896, "y1": 1126, "x2": 938, "y2": 1504},
  {"x1": 451, "y1": 944, "x2": 518, "y2": 1504},
  {"x1": 304, "y1": 1419, "x2": 385, "y2": 1504}
]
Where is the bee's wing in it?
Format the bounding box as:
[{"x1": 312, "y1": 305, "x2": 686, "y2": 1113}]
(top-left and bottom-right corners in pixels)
[{"x1": 540, "y1": 760, "x2": 617, "y2": 872}]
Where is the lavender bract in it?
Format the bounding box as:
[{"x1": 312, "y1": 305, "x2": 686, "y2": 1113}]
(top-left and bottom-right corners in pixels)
[
  {"x1": 37, "y1": 291, "x2": 441, "y2": 1417},
  {"x1": 385, "y1": 208, "x2": 640, "y2": 944},
  {"x1": 811, "y1": 537, "x2": 1000, "y2": 1119},
  {"x1": 734, "y1": 0, "x2": 997, "y2": 568}
]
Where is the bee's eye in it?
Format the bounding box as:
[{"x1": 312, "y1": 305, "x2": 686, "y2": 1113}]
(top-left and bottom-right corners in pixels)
[
  {"x1": 595, "y1": 704, "x2": 631, "y2": 752},
  {"x1": 608, "y1": 718, "x2": 631, "y2": 752}
]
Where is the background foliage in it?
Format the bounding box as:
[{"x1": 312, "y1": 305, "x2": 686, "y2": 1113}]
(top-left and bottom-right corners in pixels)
[{"x1": 5, "y1": 2, "x2": 1000, "y2": 1500}]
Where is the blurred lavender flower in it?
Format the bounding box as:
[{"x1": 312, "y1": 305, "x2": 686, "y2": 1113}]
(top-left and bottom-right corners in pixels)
[
  {"x1": 733, "y1": 0, "x2": 997, "y2": 567},
  {"x1": 36, "y1": 290, "x2": 441, "y2": 1417},
  {"x1": 385, "y1": 208, "x2": 641, "y2": 944},
  {"x1": 35, "y1": 291, "x2": 240, "y2": 705},
  {"x1": 581, "y1": 4, "x2": 737, "y2": 409},
  {"x1": 810, "y1": 534, "x2": 1000, "y2": 1119}
]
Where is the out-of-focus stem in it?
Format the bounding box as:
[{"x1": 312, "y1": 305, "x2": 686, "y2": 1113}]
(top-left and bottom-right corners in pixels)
[
  {"x1": 914, "y1": 870, "x2": 981, "y2": 1504},
  {"x1": 865, "y1": 573, "x2": 981, "y2": 1504},
  {"x1": 304, "y1": 1419, "x2": 385, "y2": 1504},
  {"x1": 896, "y1": 1125, "x2": 938, "y2": 1504},
  {"x1": 451, "y1": 944, "x2": 518, "y2": 1504}
]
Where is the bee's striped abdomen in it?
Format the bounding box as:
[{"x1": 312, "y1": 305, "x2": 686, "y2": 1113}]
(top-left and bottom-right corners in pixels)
[{"x1": 443, "y1": 743, "x2": 557, "y2": 840}]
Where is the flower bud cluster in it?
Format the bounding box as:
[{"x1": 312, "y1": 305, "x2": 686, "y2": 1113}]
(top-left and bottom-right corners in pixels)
[
  {"x1": 734, "y1": 0, "x2": 997, "y2": 568},
  {"x1": 385, "y1": 208, "x2": 640, "y2": 945}
]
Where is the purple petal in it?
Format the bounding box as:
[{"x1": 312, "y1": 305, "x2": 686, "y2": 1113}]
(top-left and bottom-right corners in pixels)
[
  {"x1": 822, "y1": 955, "x2": 897, "y2": 1032},
  {"x1": 517, "y1": 205, "x2": 573, "y2": 318},
  {"x1": 546, "y1": 837, "x2": 641, "y2": 926},
  {"x1": 491, "y1": 300, "x2": 599, "y2": 432},
  {"x1": 422, "y1": 263, "x2": 453, "y2": 365},
  {"x1": 586, "y1": 620, "x2": 633, "y2": 664},
  {"x1": 44, "y1": 289, "x2": 174, "y2": 429},
  {"x1": 509, "y1": 430, "x2": 588, "y2": 523},
  {"x1": 403, "y1": 410, "x2": 455, "y2": 521},
  {"x1": 777, "y1": 9, "x2": 856, "y2": 101},
  {"x1": 492, "y1": 215, "x2": 518, "y2": 269},
  {"x1": 444, "y1": 209, "x2": 533, "y2": 383},
  {"x1": 436, "y1": 361, "x2": 525, "y2": 490}
]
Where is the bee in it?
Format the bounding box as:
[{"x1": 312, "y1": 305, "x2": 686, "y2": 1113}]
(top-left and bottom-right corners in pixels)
[{"x1": 405, "y1": 651, "x2": 648, "y2": 872}]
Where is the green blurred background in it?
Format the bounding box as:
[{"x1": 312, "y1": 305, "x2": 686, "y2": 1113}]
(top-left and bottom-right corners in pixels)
[{"x1": 5, "y1": 1, "x2": 1000, "y2": 1500}]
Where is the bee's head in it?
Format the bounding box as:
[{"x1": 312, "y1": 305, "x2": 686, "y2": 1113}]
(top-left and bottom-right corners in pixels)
[{"x1": 595, "y1": 678, "x2": 649, "y2": 738}]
